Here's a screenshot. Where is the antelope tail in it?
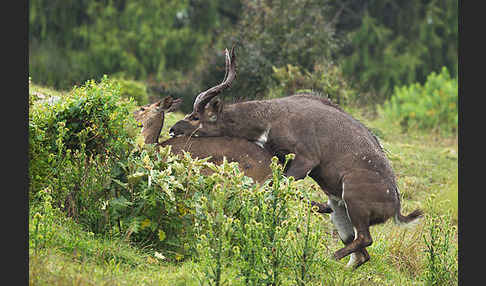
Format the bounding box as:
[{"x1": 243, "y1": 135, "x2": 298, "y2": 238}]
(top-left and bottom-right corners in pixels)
[
  {"x1": 394, "y1": 208, "x2": 424, "y2": 227},
  {"x1": 393, "y1": 187, "x2": 424, "y2": 227}
]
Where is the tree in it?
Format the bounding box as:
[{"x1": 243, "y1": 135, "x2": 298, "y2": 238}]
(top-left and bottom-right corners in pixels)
[
  {"x1": 199, "y1": 0, "x2": 338, "y2": 101},
  {"x1": 329, "y1": 0, "x2": 458, "y2": 101}
]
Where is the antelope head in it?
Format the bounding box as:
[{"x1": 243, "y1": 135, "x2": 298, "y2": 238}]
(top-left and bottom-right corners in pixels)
[
  {"x1": 169, "y1": 46, "x2": 236, "y2": 138},
  {"x1": 134, "y1": 96, "x2": 182, "y2": 144}
]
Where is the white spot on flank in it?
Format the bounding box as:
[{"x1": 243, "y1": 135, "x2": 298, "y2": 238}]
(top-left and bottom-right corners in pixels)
[{"x1": 255, "y1": 128, "x2": 270, "y2": 148}]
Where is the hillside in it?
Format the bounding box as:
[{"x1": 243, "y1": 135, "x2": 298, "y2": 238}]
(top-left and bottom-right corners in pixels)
[{"x1": 29, "y1": 82, "x2": 458, "y2": 285}]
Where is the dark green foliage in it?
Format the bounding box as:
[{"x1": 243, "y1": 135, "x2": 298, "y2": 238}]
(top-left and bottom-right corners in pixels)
[
  {"x1": 29, "y1": 0, "x2": 220, "y2": 90},
  {"x1": 29, "y1": 0, "x2": 458, "y2": 107},
  {"x1": 199, "y1": 0, "x2": 338, "y2": 102},
  {"x1": 333, "y1": 0, "x2": 458, "y2": 101}
]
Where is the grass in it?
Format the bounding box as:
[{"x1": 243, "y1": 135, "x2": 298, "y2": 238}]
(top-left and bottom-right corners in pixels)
[
  {"x1": 30, "y1": 247, "x2": 199, "y2": 286},
  {"x1": 29, "y1": 84, "x2": 458, "y2": 285}
]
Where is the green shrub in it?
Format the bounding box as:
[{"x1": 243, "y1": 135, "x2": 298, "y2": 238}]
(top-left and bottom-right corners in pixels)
[
  {"x1": 381, "y1": 67, "x2": 458, "y2": 134},
  {"x1": 108, "y1": 147, "x2": 329, "y2": 283},
  {"x1": 29, "y1": 76, "x2": 138, "y2": 231},
  {"x1": 269, "y1": 63, "x2": 355, "y2": 105},
  {"x1": 116, "y1": 78, "x2": 150, "y2": 105},
  {"x1": 106, "y1": 144, "x2": 211, "y2": 259},
  {"x1": 29, "y1": 75, "x2": 137, "y2": 156},
  {"x1": 191, "y1": 154, "x2": 329, "y2": 285},
  {"x1": 30, "y1": 187, "x2": 61, "y2": 255}
]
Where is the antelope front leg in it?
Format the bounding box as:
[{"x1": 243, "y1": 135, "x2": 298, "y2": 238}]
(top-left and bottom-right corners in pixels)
[
  {"x1": 283, "y1": 155, "x2": 318, "y2": 180},
  {"x1": 283, "y1": 155, "x2": 331, "y2": 213},
  {"x1": 311, "y1": 200, "x2": 333, "y2": 214}
]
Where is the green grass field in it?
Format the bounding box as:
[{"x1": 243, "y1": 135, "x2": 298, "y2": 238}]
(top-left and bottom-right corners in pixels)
[{"x1": 29, "y1": 84, "x2": 458, "y2": 285}]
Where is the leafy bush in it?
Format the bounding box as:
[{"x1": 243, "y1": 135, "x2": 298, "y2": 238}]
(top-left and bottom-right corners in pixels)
[
  {"x1": 191, "y1": 155, "x2": 329, "y2": 285},
  {"x1": 106, "y1": 144, "x2": 211, "y2": 259},
  {"x1": 199, "y1": 0, "x2": 338, "y2": 102},
  {"x1": 116, "y1": 78, "x2": 150, "y2": 105},
  {"x1": 29, "y1": 76, "x2": 138, "y2": 231},
  {"x1": 104, "y1": 145, "x2": 330, "y2": 282},
  {"x1": 380, "y1": 67, "x2": 458, "y2": 134},
  {"x1": 269, "y1": 63, "x2": 355, "y2": 105}
]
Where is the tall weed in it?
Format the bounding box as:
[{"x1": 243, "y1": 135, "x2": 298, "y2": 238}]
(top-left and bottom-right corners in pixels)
[
  {"x1": 191, "y1": 155, "x2": 329, "y2": 286},
  {"x1": 421, "y1": 196, "x2": 458, "y2": 285}
]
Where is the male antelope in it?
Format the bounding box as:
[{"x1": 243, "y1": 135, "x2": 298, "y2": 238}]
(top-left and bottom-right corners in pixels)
[{"x1": 169, "y1": 46, "x2": 423, "y2": 268}]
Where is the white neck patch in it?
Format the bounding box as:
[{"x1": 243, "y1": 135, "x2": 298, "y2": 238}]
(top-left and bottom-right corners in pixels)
[{"x1": 255, "y1": 128, "x2": 270, "y2": 148}]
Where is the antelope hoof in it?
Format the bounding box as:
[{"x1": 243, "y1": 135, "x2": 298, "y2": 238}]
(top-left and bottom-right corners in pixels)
[
  {"x1": 333, "y1": 249, "x2": 346, "y2": 261},
  {"x1": 332, "y1": 252, "x2": 340, "y2": 261}
]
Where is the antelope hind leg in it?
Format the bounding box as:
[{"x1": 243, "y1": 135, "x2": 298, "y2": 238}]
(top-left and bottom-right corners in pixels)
[
  {"x1": 346, "y1": 248, "x2": 370, "y2": 269},
  {"x1": 329, "y1": 198, "x2": 368, "y2": 268},
  {"x1": 332, "y1": 184, "x2": 375, "y2": 263}
]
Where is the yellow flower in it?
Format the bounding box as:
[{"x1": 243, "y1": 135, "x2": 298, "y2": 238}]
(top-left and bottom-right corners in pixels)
[
  {"x1": 142, "y1": 154, "x2": 151, "y2": 166},
  {"x1": 147, "y1": 256, "x2": 157, "y2": 264},
  {"x1": 175, "y1": 253, "x2": 184, "y2": 261},
  {"x1": 140, "y1": 218, "x2": 151, "y2": 230},
  {"x1": 33, "y1": 212, "x2": 43, "y2": 220},
  {"x1": 158, "y1": 229, "x2": 166, "y2": 241},
  {"x1": 177, "y1": 203, "x2": 187, "y2": 215}
]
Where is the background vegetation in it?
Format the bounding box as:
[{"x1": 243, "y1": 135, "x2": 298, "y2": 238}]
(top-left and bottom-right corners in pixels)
[
  {"x1": 29, "y1": 0, "x2": 458, "y2": 109},
  {"x1": 29, "y1": 0, "x2": 458, "y2": 285}
]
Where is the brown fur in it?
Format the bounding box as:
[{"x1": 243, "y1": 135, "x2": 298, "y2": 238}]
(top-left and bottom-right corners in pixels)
[
  {"x1": 133, "y1": 96, "x2": 272, "y2": 183},
  {"x1": 160, "y1": 136, "x2": 272, "y2": 182},
  {"x1": 169, "y1": 48, "x2": 423, "y2": 269}
]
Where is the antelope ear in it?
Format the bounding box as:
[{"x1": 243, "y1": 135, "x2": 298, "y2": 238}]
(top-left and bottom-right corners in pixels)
[
  {"x1": 150, "y1": 101, "x2": 160, "y2": 111},
  {"x1": 161, "y1": 96, "x2": 173, "y2": 109},
  {"x1": 167, "y1": 98, "x2": 182, "y2": 112}
]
